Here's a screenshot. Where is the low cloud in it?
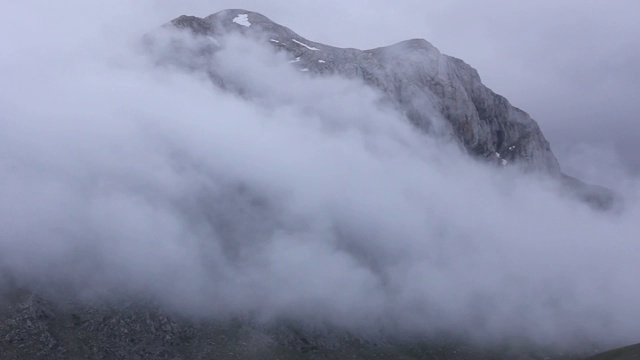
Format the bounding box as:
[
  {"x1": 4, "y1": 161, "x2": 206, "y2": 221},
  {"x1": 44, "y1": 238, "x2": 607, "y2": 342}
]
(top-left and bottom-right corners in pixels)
[{"x1": 1, "y1": 0, "x2": 639, "y2": 351}]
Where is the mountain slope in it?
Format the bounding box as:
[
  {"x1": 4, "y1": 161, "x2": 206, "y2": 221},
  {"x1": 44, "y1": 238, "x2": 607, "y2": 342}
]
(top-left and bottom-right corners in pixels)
[
  {"x1": 587, "y1": 343, "x2": 640, "y2": 360},
  {"x1": 1, "y1": 8, "x2": 624, "y2": 360},
  {"x1": 168, "y1": 9, "x2": 560, "y2": 175},
  {"x1": 157, "y1": 9, "x2": 615, "y2": 209},
  {"x1": 0, "y1": 291, "x2": 588, "y2": 360}
]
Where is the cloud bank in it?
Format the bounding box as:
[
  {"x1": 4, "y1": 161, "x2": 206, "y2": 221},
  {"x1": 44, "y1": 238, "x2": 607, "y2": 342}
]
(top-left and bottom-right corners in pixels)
[{"x1": 1, "y1": 0, "x2": 639, "y2": 350}]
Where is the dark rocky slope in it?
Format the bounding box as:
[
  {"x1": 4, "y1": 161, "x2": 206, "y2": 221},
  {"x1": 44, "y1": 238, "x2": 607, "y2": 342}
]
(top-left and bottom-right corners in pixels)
[
  {"x1": 586, "y1": 343, "x2": 640, "y2": 360},
  {"x1": 0, "y1": 290, "x2": 591, "y2": 360}
]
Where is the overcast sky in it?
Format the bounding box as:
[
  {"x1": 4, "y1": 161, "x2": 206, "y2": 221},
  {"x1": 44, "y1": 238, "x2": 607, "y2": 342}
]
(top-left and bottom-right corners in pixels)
[{"x1": 1, "y1": 0, "x2": 639, "y2": 351}]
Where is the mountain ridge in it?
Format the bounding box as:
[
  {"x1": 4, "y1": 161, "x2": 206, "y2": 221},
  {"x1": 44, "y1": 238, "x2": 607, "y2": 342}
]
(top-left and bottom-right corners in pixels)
[
  {"x1": 159, "y1": 9, "x2": 615, "y2": 209},
  {"x1": 168, "y1": 9, "x2": 560, "y2": 174},
  {"x1": 156, "y1": 9, "x2": 621, "y2": 209},
  {"x1": 1, "y1": 9, "x2": 627, "y2": 360}
]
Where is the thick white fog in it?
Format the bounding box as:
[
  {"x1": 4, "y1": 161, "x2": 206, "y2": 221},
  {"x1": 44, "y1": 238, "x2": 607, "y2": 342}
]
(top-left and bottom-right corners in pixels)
[{"x1": 1, "y1": 0, "x2": 639, "y2": 350}]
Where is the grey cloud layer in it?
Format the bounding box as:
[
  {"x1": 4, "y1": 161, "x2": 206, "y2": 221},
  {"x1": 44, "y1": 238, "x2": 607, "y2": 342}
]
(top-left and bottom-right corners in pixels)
[{"x1": 1, "y1": 0, "x2": 639, "y2": 350}]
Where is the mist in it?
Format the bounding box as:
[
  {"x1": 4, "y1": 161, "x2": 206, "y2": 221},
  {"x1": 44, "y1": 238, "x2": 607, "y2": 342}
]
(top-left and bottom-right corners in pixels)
[
  {"x1": 1, "y1": 0, "x2": 640, "y2": 351},
  {"x1": 151, "y1": 0, "x2": 640, "y2": 180}
]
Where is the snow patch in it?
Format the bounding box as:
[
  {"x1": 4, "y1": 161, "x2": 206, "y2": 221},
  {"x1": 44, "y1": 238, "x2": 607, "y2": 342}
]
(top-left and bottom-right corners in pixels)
[
  {"x1": 495, "y1": 152, "x2": 507, "y2": 166},
  {"x1": 300, "y1": 68, "x2": 310, "y2": 72},
  {"x1": 509, "y1": 145, "x2": 516, "y2": 151},
  {"x1": 288, "y1": 57, "x2": 301, "y2": 63},
  {"x1": 318, "y1": 60, "x2": 326, "y2": 63},
  {"x1": 292, "y1": 39, "x2": 320, "y2": 51},
  {"x1": 232, "y1": 14, "x2": 251, "y2": 27},
  {"x1": 269, "y1": 39, "x2": 279, "y2": 43}
]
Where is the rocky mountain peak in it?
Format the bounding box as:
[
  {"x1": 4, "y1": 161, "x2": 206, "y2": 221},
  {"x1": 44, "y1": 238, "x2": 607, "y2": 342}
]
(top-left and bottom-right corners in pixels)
[
  {"x1": 1, "y1": 8, "x2": 629, "y2": 360},
  {"x1": 150, "y1": 9, "x2": 618, "y2": 208},
  {"x1": 162, "y1": 10, "x2": 559, "y2": 174}
]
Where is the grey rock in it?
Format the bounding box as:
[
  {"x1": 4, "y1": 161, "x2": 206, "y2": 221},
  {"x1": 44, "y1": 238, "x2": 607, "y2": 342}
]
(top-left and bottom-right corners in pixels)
[
  {"x1": 152, "y1": 9, "x2": 618, "y2": 209},
  {"x1": 165, "y1": 9, "x2": 561, "y2": 175},
  {"x1": 0, "y1": 289, "x2": 586, "y2": 360}
]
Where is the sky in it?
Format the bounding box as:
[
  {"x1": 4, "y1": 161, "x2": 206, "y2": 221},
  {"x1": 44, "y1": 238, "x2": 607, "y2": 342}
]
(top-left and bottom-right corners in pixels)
[{"x1": 1, "y1": 0, "x2": 639, "y2": 351}]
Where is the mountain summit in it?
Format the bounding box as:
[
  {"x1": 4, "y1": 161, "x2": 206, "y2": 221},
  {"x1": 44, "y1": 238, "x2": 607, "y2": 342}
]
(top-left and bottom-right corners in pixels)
[
  {"x1": 169, "y1": 9, "x2": 559, "y2": 173},
  {"x1": 156, "y1": 9, "x2": 614, "y2": 208}
]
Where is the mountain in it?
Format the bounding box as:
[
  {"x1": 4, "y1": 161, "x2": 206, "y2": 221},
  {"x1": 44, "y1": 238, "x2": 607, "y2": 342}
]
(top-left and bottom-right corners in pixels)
[
  {"x1": 0, "y1": 9, "x2": 623, "y2": 360},
  {"x1": 168, "y1": 10, "x2": 560, "y2": 174},
  {"x1": 158, "y1": 9, "x2": 615, "y2": 209}
]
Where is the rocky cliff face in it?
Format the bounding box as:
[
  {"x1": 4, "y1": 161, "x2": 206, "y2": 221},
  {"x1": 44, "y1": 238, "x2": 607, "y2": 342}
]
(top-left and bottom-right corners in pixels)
[
  {"x1": 168, "y1": 9, "x2": 561, "y2": 175},
  {"x1": 160, "y1": 9, "x2": 615, "y2": 209}
]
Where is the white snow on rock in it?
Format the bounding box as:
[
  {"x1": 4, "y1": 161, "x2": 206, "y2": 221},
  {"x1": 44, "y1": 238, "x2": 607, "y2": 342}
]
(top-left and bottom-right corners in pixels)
[
  {"x1": 269, "y1": 39, "x2": 279, "y2": 43},
  {"x1": 509, "y1": 145, "x2": 516, "y2": 150},
  {"x1": 300, "y1": 68, "x2": 310, "y2": 72},
  {"x1": 288, "y1": 57, "x2": 301, "y2": 63},
  {"x1": 292, "y1": 39, "x2": 320, "y2": 51},
  {"x1": 495, "y1": 152, "x2": 507, "y2": 165},
  {"x1": 318, "y1": 60, "x2": 326, "y2": 63},
  {"x1": 232, "y1": 14, "x2": 251, "y2": 27}
]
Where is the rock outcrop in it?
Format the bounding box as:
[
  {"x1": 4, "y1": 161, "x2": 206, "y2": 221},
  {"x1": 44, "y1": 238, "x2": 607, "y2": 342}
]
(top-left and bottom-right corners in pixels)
[
  {"x1": 167, "y1": 10, "x2": 560, "y2": 175},
  {"x1": 155, "y1": 9, "x2": 615, "y2": 209}
]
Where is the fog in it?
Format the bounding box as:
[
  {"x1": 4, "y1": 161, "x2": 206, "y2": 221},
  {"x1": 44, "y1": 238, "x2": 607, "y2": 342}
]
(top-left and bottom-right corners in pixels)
[
  {"x1": 150, "y1": 0, "x2": 640, "y2": 181},
  {"x1": 1, "y1": 0, "x2": 639, "y2": 350}
]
